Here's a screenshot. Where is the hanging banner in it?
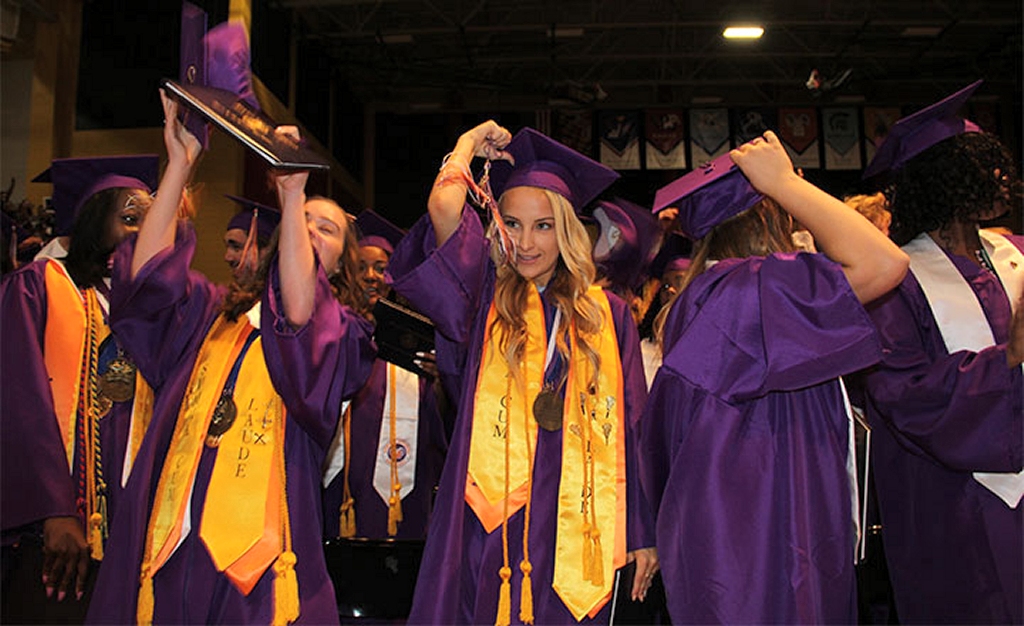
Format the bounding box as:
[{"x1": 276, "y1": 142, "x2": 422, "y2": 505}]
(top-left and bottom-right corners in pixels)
[
  {"x1": 689, "y1": 108, "x2": 730, "y2": 166},
  {"x1": 823, "y1": 107, "x2": 862, "y2": 170},
  {"x1": 599, "y1": 110, "x2": 641, "y2": 170},
  {"x1": 732, "y1": 107, "x2": 776, "y2": 146},
  {"x1": 552, "y1": 109, "x2": 594, "y2": 158},
  {"x1": 778, "y1": 107, "x2": 820, "y2": 169},
  {"x1": 863, "y1": 107, "x2": 901, "y2": 166},
  {"x1": 644, "y1": 108, "x2": 687, "y2": 170}
]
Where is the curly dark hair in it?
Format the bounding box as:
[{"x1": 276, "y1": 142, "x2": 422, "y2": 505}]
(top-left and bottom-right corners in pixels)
[
  {"x1": 222, "y1": 198, "x2": 368, "y2": 321},
  {"x1": 887, "y1": 132, "x2": 1023, "y2": 246}
]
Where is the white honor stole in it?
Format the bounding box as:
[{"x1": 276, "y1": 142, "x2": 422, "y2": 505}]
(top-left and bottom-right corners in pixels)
[
  {"x1": 373, "y1": 363, "x2": 420, "y2": 503},
  {"x1": 903, "y1": 230, "x2": 1024, "y2": 508}
]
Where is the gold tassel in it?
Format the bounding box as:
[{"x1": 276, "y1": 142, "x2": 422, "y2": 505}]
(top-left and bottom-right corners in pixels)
[
  {"x1": 392, "y1": 483, "x2": 404, "y2": 525},
  {"x1": 89, "y1": 513, "x2": 104, "y2": 561},
  {"x1": 495, "y1": 565, "x2": 512, "y2": 626},
  {"x1": 387, "y1": 492, "x2": 403, "y2": 537},
  {"x1": 590, "y1": 528, "x2": 604, "y2": 587},
  {"x1": 582, "y1": 523, "x2": 593, "y2": 581},
  {"x1": 519, "y1": 560, "x2": 534, "y2": 625},
  {"x1": 137, "y1": 573, "x2": 155, "y2": 626},
  {"x1": 339, "y1": 498, "x2": 356, "y2": 538},
  {"x1": 272, "y1": 551, "x2": 300, "y2": 626}
]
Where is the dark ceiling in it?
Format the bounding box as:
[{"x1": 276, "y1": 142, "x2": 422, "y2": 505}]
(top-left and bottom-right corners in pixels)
[{"x1": 282, "y1": 0, "x2": 1023, "y2": 112}]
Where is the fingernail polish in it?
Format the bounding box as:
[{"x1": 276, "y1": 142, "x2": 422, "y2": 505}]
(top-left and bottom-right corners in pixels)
[
  {"x1": 46, "y1": 586, "x2": 53, "y2": 598},
  {"x1": 58, "y1": 590, "x2": 66, "y2": 602},
  {"x1": 76, "y1": 590, "x2": 84, "y2": 601}
]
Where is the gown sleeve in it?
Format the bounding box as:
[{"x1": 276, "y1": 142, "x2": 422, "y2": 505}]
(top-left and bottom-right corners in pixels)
[
  {"x1": 662, "y1": 253, "x2": 881, "y2": 404},
  {"x1": 0, "y1": 263, "x2": 77, "y2": 531},
  {"x1": 108, "y1": 223, "x2": 224, "y2": 388},
  {"x1": 863, "y1": 274, "x2": 1023, "y2": 472},
  {"x1": 261, "y1": 257, "x2": 377, "y2": 450}
]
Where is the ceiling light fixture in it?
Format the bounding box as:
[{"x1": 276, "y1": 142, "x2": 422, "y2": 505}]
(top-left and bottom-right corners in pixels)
[{"x1": 723, "y1": 26, "x2": 764, "y2": 40}]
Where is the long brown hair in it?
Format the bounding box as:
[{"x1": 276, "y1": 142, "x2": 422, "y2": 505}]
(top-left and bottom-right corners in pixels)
[
  {"x1": 223, "y1": 197, "x2": 367, "y2": 321},
  {"x1": 486, "y1": 188, "x2": 604, "y2": 391},
  {"x1": 655, "y1": 197, "x2": 795, "y2": 346}
]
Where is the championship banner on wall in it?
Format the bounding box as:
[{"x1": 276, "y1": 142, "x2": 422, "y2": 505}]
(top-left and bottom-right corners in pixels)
[
  {"x1": 732, "y1": 107, "x2": 776, "y2": 146},
  {"x1": 822, "y1": 107, "x2": 862, "y2": 170},
  {"x1": 778, "y1": 107, "x2": 820, "y2": 169},
  {"x1": 552, "y1": 109, "x2": 594, "y2": 158},
  {"x1": 599, "y1": 110, "x2": 641, "y2": 170},
  {"x1": 863, "y1": 107, "x2": 901, "y2": 166},
  {"x1": 645, "y1": 108, "x2": 687, "y2": 170},
  {"x1": 689, "y1": 108, "x2": 730, "y2": 166}
]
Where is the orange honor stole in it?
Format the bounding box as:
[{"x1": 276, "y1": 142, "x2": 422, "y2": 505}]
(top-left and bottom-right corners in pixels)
[
  {"x1": 42, "y1": 260, "x2": 152, "y2": 558},
  {"x1": 466, "y1": 285, "x2": 626, "y2": 622},
  {"x1": 137, "y1": 314, "x2": 298, "y2": 626}
]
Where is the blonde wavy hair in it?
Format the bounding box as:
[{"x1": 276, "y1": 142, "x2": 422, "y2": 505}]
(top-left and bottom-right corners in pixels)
[{"x1": 486, "y1": 187, "x2": 604, "y2": 391}]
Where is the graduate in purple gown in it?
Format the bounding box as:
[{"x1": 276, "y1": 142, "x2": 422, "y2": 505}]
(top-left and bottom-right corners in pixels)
[
  {"x1": 223, "y1": 195, "x2": 281, "y2": 282},
  {"x1": 84, "y1": 93, "x2": 373, "y2": 625},
  {"x1": 388, "y1": 121, "x2": 656, "y2": 625},
  {"x1": 1, "y1": 155, "x2": 158, "y2": 619},
  {"x1": 641, "y1": 131, "x2": 909, "y2": 624},
  {"x1": 860, "y1": 81, "x2": 1024, "y2": 624},
  {"x1": 322, "y1": 209, "x2": 452, "y2": 541}
]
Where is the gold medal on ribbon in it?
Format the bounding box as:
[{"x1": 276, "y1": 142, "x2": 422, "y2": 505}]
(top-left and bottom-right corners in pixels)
[
  {"x1": 205, "y1": 392, "x2": 238, "y2": 448},
  {"x1": 533, "y1": 384, "x2": 563, "y2": 431},
  {"x1": 98, "y1": 355, "x2": 137, "y2": 403}
]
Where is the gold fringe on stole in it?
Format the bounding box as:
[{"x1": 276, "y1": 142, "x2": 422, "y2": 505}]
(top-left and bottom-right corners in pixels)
[
  {"x1": 339, "y1": 405, "x2": 357, "y2": 538},
  {"x1": 496, "y1": 565, "x2": 512, "y2": 626},
  {"x1": 590, "y1": 529, "x2": 603, "y2": 587},
  {"x1": 495, "y1": 374, "x2": 513, "y2": 626},
  {"x1": 585, "y1": 386, "x2": 602, "y2": 586},
  {"x1": 89, "y1": 513, "x2": 104, "y2": 561},
  {"x1": 137, "y1": 571, "x2": 155, "y2": 626},
  {"x1": 273, "y1": 409, "x2": 300, "y2": 625},
  {"x1": 387, "y1": 364, "x2": 403, "y2": 536},
  {"x1": 519, "y1": 379, "x2": 535, "y2": 625},
  {"x1": 82, "y1": 288, "x2": 109, "y2": 561}
]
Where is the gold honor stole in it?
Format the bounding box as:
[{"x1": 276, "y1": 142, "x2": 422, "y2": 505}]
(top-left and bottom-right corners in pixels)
[
  {"x1": 137, "y1": 315, "x2": 298, "y2": 625},
  {"x1": 466, "y1": 285, "x2": 627, "y2": 621},
  {"x1": 42, "y1": 261, "x2": 152, "y2": 493}
]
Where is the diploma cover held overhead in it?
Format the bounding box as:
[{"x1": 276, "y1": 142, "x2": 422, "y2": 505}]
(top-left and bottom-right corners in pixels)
[{"x1": 161, "y1": 78, "x2": 331, "y2": 171}]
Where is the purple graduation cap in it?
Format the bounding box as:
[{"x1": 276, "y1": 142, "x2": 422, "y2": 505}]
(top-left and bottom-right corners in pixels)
[
  {"x1": 592, "y1": 196, "x2": 664, "y2": 290},
  {"x1": 355, "y1": 209, "x2": 406, "y2": 256},
  {"x1": 652, "y1": 151, "x2": 764, "y2": 240},
  {"x1": 649, "y1": 232, "x2": 693, "y2": 280},
  {"x1": 32, "y1": 155, "x2": 160, "y2": 236},
  {"x1": 863, "y1": 80, "x2": 983, "y2": 179},
  {"x1": 224, "y1": 194, "x2": 281, "y2": 242},
  {"x1": 488, "y1": 128, "x2": 619, "y2": 211},
  {"x1": 179, "y1": 1, "x2": 259, "y2": 147}
]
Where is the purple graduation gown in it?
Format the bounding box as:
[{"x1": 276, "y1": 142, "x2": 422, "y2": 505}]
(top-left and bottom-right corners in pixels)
[
  {"x1": 322, "y1": 357, "x2": 450, "y2": 539},
  {"x1": 1, "y1": 261, "x2": 134, "y2": 540},
  {"x1": 862, "y1": 235, "x2": 1024, "y2": 624},
  {"x1": 85, "y1": 224, "x2": 374, "y2": 625},
  {"x1": 386, "y1": 209, "x2": 653, "y2": 625},
  {"x1": 641, "y1": 253, "x2": 882, "y2": 624}
]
